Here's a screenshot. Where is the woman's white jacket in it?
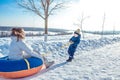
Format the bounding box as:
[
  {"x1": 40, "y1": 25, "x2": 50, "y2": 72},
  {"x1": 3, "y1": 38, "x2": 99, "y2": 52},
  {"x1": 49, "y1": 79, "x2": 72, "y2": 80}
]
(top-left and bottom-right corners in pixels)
[{"x1": 8, "y1": 36, "x2": 41, "y2": 60}]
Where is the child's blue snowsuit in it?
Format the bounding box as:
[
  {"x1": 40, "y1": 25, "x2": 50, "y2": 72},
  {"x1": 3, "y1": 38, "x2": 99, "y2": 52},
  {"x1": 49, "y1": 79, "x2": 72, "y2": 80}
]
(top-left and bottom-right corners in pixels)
[{"x1": 68, "y1": 35, "x2": 81, "y2": 59}]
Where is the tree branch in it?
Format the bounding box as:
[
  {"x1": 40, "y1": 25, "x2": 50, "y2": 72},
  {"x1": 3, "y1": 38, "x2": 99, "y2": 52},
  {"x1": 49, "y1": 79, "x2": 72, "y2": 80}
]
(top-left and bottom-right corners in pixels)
[
  {"x1": 18, "y1": 1, "x2": 45, "y2": 19},
  {"x1": 48, "y1": 2, "x2": 64, "y2": 16},
  {"x1": 50, "y1": 0, "x2": 54, "y2": 5}
]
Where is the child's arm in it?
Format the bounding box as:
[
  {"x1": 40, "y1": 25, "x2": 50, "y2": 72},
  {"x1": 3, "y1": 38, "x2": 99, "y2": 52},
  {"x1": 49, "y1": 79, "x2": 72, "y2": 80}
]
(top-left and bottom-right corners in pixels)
[
  {"x1": 69, "y1": 36, "x2": 76, "y2": 43},
  {"x1": 69, "y1": 35, "x2": 81, "y2": 46}
]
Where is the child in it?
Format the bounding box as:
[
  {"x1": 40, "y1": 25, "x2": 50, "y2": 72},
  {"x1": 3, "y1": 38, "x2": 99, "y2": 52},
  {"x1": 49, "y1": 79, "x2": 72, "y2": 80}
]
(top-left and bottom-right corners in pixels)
[
  {"x1": 8, "y1": 28, "x2": 54, "y2": 68},
  {"x1": 66, "y1": 29, "x2": 81, "y2": 62}
]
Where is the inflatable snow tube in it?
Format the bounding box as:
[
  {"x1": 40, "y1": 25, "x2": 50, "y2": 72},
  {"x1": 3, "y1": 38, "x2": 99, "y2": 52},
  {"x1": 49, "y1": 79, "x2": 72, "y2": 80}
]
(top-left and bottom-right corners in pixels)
[{"x1": 0, "y1": 57, "x2": 45, "y2": 78}]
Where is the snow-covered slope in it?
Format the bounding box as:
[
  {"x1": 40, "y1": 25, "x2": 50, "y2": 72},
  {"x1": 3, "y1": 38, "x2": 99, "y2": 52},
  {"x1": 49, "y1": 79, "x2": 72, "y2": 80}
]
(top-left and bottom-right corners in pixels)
[{"x1": 0, "y1": 34, "x2": 120, "y2": 80}]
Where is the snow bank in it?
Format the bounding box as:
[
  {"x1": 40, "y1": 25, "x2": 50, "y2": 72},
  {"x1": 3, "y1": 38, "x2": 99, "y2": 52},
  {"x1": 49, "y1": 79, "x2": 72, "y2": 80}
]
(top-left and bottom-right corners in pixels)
[
  {"x1": 30, "y1": 36, "x2": 120, "y2": 57},
  {"x1": 78, "y1": 37, "x2": 120, "y2": 51},
  {"x1": 1, "y1": 36, "x2": 120, "y2": 57}
]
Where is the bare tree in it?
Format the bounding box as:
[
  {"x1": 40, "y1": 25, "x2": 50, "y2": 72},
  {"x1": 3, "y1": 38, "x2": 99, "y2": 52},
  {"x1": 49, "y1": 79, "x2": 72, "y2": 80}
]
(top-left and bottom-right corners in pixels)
[
  {"x1": 17, "y1": 0, "x2": 68, "y2": 41},
  {"x1": 74, "y1": 13, "x2": 90, "y2": 39}
]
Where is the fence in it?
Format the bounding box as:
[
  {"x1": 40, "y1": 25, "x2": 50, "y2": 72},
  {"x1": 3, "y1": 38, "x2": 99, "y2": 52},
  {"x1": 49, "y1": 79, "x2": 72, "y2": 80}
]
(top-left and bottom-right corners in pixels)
[{"x1": 0, "y1": 31, "x2": 72, "y2": 37}]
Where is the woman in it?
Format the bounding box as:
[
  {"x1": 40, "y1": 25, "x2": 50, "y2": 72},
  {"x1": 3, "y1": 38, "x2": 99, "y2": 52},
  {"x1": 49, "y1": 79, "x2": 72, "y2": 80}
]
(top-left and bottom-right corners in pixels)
[{"x1": 8, "y1": 28, "x2": 54, "y2": 68}]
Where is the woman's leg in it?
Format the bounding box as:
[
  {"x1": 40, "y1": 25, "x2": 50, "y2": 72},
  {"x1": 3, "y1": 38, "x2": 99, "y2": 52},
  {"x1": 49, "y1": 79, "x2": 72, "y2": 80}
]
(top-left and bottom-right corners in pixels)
[
  {"x1": 42, "y1": 56, "x2": 54, "y2": 68},
  {"x1": 0, "y1": 56, "x2": 9, "y2": 60}
]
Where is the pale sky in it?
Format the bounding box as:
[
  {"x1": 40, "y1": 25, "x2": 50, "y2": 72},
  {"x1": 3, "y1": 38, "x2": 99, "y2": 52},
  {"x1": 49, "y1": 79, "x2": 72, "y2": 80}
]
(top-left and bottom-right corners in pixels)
[{"x1": 0, "y1": 0, "x2": 120, "y2": 31}]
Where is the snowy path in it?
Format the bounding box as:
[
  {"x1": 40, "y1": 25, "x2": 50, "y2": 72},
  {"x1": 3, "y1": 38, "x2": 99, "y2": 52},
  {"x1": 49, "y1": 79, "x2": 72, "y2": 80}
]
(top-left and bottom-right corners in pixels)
[
  {"x1": 29, "y1": 42, "x2": 120, "y2": 80},
  {"x1": 1, "y1": 42, "x2": 119, "y2": 80},
  {"x1": 1, "y1": 40, "x2": 120, "y2": 80}
]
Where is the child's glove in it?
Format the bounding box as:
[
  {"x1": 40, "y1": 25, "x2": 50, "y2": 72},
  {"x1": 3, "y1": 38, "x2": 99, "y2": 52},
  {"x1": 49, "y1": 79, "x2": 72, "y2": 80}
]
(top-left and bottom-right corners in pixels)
[
  {"x1": 62, "y1": 41, "x2": 74, "y2": 48},
  {"x1": 69, "y1": 41, "x2": 74, "y2": 44}
]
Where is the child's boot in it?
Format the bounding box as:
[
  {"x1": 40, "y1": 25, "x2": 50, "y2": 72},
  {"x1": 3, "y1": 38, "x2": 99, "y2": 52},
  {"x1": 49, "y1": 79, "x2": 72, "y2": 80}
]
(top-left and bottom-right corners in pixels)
[{"x1": 66, "y1": 57, "x2": 72, "y2": 62}]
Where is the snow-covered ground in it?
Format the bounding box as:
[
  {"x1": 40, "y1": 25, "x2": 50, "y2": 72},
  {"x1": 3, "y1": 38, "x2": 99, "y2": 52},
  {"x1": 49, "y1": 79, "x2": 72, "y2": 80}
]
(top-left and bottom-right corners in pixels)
[{"x1": 0, "y1": 33, "x2": 120, "y2": 80}]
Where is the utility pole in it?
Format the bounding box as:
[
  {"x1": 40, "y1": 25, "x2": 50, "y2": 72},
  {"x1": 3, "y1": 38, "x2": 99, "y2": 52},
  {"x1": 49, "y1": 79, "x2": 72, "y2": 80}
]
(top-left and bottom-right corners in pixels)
[
  {"x1": 101, "y1": 12, "x2": 106, "y2": 38},
  {"x1": 113, "y1": 25, "x2": 115, "y2": 37}
]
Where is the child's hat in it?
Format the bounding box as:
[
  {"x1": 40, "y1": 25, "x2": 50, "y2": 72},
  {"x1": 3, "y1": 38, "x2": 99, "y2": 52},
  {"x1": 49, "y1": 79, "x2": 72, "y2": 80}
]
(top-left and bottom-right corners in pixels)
[{"x1": 74, "y1": 29, "x2": 80, "y2": 35}]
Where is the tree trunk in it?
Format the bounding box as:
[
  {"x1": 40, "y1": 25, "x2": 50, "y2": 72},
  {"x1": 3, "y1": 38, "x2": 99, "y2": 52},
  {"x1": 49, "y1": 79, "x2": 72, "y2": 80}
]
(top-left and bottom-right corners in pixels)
[
  {"x1": 44, "y1": 18, "x2": 48, "y2": 42},
  {"x1": 44, "y1": 34, "x2": 48, "y2": 42}
]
